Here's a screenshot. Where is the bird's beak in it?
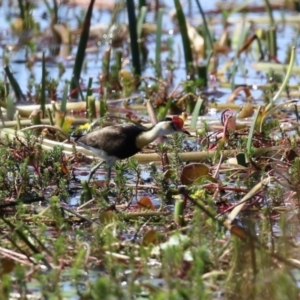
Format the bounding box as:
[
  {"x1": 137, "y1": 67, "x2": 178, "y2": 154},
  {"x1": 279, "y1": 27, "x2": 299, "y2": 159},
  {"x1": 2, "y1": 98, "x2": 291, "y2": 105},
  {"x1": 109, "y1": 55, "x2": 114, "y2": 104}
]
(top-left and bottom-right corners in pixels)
[{"x1": 180, "y1": 128, "x2": 191, "y2": 135}]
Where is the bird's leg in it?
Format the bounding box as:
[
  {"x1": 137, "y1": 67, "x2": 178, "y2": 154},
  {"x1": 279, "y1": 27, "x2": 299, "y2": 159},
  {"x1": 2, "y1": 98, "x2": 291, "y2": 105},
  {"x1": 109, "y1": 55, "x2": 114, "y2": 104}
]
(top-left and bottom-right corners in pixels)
[
  {"x1": 105, "y1": 167, "x2": 112, "y2": 187},
  {"x1": 105, "y1": 167, "x2": 111, "y2": 189},
  {"x1": 87, "y1": 160, "x2": 105, "y2": 183}
]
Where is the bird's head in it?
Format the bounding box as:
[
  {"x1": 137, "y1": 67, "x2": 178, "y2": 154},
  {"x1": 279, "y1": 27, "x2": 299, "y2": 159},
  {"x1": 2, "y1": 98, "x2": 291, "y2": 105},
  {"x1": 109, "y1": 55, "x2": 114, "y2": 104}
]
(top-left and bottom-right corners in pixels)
[
  {"x1": 136, "y1": 116, "x2": 191, "y2": 148},
  {"x1": 161, "y1": 116, "x2": 191, "y2": 135}
]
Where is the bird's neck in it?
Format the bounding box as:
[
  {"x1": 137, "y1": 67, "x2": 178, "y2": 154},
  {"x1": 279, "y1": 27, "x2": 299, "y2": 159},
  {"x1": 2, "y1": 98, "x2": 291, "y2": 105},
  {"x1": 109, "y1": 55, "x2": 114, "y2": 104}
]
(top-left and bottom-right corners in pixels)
[{"x1": 135, "y1": 122, "x2": 170, "y2": 149}]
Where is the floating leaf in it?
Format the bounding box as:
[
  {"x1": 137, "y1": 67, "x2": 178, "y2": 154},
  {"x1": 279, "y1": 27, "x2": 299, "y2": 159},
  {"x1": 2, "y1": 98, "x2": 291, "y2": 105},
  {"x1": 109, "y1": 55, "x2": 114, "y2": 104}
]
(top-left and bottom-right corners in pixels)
[
  {"x1": 142, "y1": 229, "x2": 160, "y2": 246},
  {"x1": 138, "y1": 196, "x2": 155, "y2": 210},
  {"x1": 99, "y1": 211, "x2": 116, "y2": 224},
  {"x1": 0, "y1": 258, "x2": 15, "y2": 275},
  {"x1": 229, "y1": 224, "x2": 247, "y2": 239},
  {"x1": 227, "y1": 86, "x2": 252, "y2": 103},
  {"x1": 237, "y1": 103, "x2": 254, "y2": 119},
  {"x1": 181, "y1": 163, "x2": 209, "y2": 185}
]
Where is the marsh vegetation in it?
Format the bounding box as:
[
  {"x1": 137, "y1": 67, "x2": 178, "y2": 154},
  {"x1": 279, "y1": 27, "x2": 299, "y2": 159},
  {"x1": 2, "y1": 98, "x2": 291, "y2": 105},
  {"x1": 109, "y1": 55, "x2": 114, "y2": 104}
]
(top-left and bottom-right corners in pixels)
[{"x1": 1, "y1": 0, "x2": 300, "y2": 299}]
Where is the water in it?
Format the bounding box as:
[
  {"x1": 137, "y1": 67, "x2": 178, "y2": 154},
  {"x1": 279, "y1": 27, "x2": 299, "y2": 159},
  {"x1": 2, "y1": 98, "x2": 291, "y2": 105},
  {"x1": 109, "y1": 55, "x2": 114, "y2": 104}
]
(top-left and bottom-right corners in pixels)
[
  {"x1": 1, "y1": 1, "x2": 300, "y2": 298},
  {"x1": 1, "y1": 0, "x2": 296, "y2": 103}
]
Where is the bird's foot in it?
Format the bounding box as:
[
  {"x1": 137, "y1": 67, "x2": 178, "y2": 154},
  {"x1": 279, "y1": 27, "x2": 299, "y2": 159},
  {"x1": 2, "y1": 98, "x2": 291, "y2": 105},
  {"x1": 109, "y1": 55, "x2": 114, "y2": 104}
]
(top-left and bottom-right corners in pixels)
[
  {"x1": 87, "y1": 161, "x2": 106, "y2": 183},
  {"x1": 105, "y1": 179, "x2": 116, "y2": 188}
]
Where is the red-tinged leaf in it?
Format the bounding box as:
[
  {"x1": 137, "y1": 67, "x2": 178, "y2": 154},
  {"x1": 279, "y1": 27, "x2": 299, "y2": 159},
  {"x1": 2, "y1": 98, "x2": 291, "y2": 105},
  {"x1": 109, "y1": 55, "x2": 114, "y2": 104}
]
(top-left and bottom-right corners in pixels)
[
  {"x1": 0, "y1": 258, "x2": 15, "y2": 275},
  {"x1": 61, "y1": 163, "x2": 69, "y2": 175},
  {"x1": 226, "y1": 115, "x2": 236, "y2": 131},
  {"x1": 229, "y1": 224, "x2": 247, "y2": 239},
  {"x1": 137, "y1": 196, "x2": 155, "y2": 210}
]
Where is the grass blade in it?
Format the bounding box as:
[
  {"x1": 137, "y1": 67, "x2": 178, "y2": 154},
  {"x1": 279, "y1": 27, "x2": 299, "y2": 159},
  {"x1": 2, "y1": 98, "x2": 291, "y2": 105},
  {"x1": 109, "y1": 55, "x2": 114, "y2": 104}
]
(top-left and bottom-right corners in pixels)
[
  {"x1": 6, "y1": 94, "x2": 15, "y2": 121},
  {"x1": 157, "y1": 98, "x2": 172, "y2": 121},
  {"x1": 264, "y1": 0, "x2": 275, "y2": 27},
  {"x1": 17, "y1": 0, "x2": 25, "y2": 20},
  {"x1": 41, "y1": 52, "x2": 46, "y2": 117},
  {"x1": 4, "y1": 66, "x2": 25, "y2": 102},
  {"x1": 155, "y1": 8, "x2": 164, "y2": 78},
  {"x1": 99, "y1": 99, "x2": 107, "y2": 118},
  {"x1": 61, "y1": 81, "x2": 69, "y2": 114},
  {"x1": 173, "y1": 0, "x2": 194, "y2": 78},
  {"x1": 191, "y1": 97, "x2": 203, "y2": 129},
  {"x1": 0, "y1": 105, "x2": 5, "y2": 127},
  {"x1": 137, "y1": 6, "x2": 147, "y2": 39},
  {"x1": 71, "y1": 76, "x2": 85, "y2": 102},
  {"x1": 138, "y1": 0, "x2": 146, "y2": 7},
  {"x1": 194, "y1": 0, "x2": 213, "y2": 55},
  {"x1": 126, "y1": 0, "x2": 141, "y2": 77},
  {"x1": 86, "y1": 76, "x2": 93, "y2": 96},
  {"x1": 266, "y1": 46, "x2": 295, "y2": 110},
  {"x1": 246, "y1": 106, "x2": 261, "y2": 154},
  {"x1": 85, "y1": 76, "x2": 93, "y2": 111},
  {"x1": 70, "y1": 0, "x2": 95, "y2": 99}
]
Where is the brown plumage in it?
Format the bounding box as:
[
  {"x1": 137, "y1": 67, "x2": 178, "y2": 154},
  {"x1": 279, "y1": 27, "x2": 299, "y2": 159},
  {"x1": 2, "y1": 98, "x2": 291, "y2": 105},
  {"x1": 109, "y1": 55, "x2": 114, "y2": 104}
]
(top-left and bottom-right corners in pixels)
[
  {"x1": 76, "y1": 124, "x2": 145, "y2": 161},
  {"x1": 75, "y1": 117, "x2": 190, "y2": 182}
]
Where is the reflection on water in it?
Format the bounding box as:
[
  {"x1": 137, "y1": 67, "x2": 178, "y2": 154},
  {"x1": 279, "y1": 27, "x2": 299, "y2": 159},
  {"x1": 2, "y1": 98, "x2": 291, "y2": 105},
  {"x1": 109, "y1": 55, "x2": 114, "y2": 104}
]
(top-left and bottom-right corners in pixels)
[{"x1": 1, "y1": 0, "x2": 294, "y2": 105}]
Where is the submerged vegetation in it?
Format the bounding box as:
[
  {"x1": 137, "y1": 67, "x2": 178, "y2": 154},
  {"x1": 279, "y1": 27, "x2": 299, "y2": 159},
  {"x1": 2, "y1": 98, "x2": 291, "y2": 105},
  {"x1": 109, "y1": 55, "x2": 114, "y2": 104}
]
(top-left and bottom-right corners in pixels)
[{"x1": 1, "y1": 0, "x2": 300, "y2": 299}]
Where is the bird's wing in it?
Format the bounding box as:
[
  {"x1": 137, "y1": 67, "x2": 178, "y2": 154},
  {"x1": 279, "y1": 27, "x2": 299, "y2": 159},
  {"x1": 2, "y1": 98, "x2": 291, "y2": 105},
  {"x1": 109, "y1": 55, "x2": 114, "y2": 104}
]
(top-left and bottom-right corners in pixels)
[
  {"x1": 77, "y1": 126, "x2": 123, "y2": 147},
  {"x1": 76, "y1": 124, "x2": 143, "y2": 157}
]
